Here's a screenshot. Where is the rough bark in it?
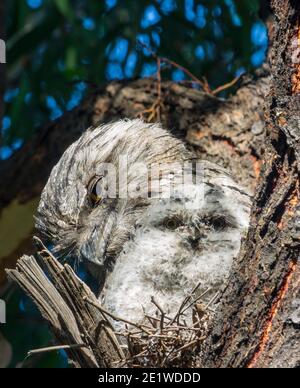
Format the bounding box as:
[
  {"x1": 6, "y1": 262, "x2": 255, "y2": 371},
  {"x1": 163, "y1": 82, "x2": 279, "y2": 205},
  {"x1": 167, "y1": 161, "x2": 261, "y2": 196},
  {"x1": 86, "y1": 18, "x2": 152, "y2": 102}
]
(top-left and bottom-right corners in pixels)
[
  {"x1": 0, "y1": 72, "x2": 269, "y2": 287},
  {"x1": 204, "y1": 0, "x2": 300, "y2": 368}
]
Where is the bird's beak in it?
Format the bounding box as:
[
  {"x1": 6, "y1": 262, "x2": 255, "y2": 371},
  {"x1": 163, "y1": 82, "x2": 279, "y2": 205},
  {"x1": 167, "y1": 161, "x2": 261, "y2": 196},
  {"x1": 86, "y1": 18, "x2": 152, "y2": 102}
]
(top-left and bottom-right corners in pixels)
[{"x1": 79, "y1": 211, "x2": 116, "y2": 267}]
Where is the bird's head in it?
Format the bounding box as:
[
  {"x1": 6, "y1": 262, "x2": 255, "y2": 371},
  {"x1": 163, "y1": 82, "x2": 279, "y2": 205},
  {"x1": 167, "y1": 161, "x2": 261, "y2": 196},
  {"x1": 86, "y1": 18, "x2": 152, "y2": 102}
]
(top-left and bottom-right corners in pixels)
[{"x1": 36, "y1": 119, "x2": 191, "y2": 267}]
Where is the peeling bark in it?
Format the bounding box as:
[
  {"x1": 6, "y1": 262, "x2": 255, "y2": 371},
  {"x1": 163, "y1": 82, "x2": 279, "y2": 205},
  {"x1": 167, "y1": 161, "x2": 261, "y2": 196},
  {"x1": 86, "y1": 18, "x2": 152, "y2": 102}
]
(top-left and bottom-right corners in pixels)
[{"x1": 204, "y1": 0, "x2": 300, "y2": 368}]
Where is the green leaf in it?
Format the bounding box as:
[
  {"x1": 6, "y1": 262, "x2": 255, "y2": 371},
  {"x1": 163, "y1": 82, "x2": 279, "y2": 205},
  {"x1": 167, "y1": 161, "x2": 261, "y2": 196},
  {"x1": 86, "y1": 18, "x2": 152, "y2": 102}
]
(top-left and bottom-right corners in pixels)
[
  {"x1": 7, "y1": 9, "x2": 63, "y2": 64},
  {"x1": 65, "y1": 46, "x2": 77, "y2": 72},
  {"x1": 53, "y1": 0, "x2": 75, "y2": 22}
]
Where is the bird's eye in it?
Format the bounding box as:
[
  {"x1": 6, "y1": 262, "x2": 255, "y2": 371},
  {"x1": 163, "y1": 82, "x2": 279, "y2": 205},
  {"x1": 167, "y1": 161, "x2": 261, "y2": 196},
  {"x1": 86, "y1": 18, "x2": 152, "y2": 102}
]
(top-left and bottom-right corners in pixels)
[
  {"x1": 160, "y1": 216, "x2": 185, "y2": 230},
  {"x1": 206, "y1": 214, "x2": 237, "y2": 231},
  {"x1": 87, "y1": 176, "x2": 103, "y2": 206},
  {"x1": 210, "y1": 216, "x2": 227, "y2": 231}
]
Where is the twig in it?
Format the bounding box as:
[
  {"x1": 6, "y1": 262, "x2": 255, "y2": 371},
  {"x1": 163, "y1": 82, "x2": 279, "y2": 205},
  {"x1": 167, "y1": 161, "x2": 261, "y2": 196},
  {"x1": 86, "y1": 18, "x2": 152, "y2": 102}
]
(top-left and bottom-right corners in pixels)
[
  {"x1": 162, "y1": 57, "x2": 209, "y2": 91},
  {"x1": 172, "y1": 339, "x2": 199, "y2": 354},
  {"x1": 151, "y1": 296, "x2": 165, "y2": 332},
  {"x1": 180, "y1": 287, "x2": 212, "y2": 316},
  {"x1": 136, "y1": 39, "x2": 215, "y2": 122},
  {"x1": 170, "y1": 282, "x2": 203, "y2": 325},
  {"x1": 83, "y1": 297, "x2": 152, "y2": 335},
  {"x1": 205, "y1": 291, "x2": 220, "y2": 308},
  {"x1": 27, "y1": 344, "x2": 86, "y2": 357},
  {"x1": 211, "y1": 73, "x2": 244, "y2": 95},
  {"x1": 136, "y1": 39, "x2": 244, "y2": 122}
]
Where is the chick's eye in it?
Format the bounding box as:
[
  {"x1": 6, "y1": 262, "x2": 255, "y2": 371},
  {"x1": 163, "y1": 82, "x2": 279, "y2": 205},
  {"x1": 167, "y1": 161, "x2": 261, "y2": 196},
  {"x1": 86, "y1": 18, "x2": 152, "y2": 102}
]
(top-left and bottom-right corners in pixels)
[
  {"x1": 160, "y1": 216, "x2": 185, "y2": 230},
  {"x1": 210, "y1": 216, "x2": 227, "y2": 231},
  {"x1": 88, "y1": 176, "x2": 103, "y2": 206},
  {"x1": 205, "y1": 214, "x2": 237, "y2": 231}
]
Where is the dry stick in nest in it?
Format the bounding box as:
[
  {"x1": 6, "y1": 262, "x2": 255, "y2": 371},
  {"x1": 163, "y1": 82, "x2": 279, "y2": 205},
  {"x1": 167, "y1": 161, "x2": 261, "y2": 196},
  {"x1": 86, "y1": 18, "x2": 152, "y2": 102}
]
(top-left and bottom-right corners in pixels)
[
  {"x1": 174, "y1": 283, "x2": 203, "y2": 323},
  {"x1": 85, "y1": 283, "x2": 214, "y2": 367},
  {"x1": 23, "y1": 343, "x2": 87, "y2": 366},
  {"x1": 116, "y1": 287, "x2": 214, "y2": 367},
  {"x1": 86, "y1": 283, "x2": 213, "y2": 367},
  {"x1": 27, "y1": 344, "x2": 87, "y2": 357},
  {"x1": 150, "y1": 296, "x2": 166, "y2": 332},
  {"x1": 83, "y1": 297, "x2": 153, "y2": 335}
]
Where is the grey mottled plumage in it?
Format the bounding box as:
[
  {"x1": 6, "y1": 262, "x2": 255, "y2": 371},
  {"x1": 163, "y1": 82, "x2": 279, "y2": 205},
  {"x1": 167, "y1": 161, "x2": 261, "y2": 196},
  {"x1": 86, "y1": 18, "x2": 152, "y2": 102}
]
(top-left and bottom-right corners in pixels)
[{"x1": 36, "y1": 119, "x2": 251, "y2": 326}]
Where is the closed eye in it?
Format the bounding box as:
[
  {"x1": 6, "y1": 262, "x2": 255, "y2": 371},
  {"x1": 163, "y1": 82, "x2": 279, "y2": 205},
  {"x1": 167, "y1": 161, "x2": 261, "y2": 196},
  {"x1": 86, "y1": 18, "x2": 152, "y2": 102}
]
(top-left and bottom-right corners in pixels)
[
  {"x1": 204, "y1": 214, "x2": 237, "y2": 231},
  {"x1": 158, "y1": 215, "x2": 186, "y2": 230},
  {"x1": 157, "y1": 213, "x2": 237, "y2": 232}
]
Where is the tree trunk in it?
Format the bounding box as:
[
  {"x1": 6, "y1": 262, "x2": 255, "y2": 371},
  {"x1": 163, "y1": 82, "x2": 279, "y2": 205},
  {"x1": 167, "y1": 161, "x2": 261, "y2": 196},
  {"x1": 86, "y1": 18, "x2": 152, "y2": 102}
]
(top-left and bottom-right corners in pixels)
[
  {"x1": 1, "y1": 0, "x2": 299, "y2": 368},
  {"x1": 203, "y1": 0, "x2": 300, "y2": 368}
]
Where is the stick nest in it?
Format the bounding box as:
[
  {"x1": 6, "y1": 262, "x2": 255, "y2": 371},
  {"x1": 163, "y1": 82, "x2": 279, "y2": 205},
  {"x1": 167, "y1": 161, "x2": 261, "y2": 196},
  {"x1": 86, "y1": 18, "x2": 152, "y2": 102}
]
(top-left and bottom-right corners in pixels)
[
  {"x1": 109, "y1": 285, "x2": 217, "y2": 368},
  {"x1": 7, "y1": 241, "x2": 218, "y2": 368}
]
